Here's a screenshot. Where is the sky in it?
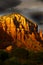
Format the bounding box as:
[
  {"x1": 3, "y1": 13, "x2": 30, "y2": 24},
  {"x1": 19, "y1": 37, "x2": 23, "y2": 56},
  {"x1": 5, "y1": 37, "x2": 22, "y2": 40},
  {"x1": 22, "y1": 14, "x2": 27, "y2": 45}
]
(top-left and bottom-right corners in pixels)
[
  {"x1": 17, "y1": 0, "x2": 43, "y2": 9},
  {"x1": 0, "y1": 0, "x2": 43, "y2": 10},
  {"x1": 0, "y1": 0, "x2": 21, "y2": 10}
]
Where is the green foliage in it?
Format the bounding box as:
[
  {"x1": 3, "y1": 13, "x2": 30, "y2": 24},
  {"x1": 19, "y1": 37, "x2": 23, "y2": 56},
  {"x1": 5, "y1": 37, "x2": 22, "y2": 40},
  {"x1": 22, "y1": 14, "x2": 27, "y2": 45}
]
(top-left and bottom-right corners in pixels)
[
  {"x1": 0, "y1": 49, "x2": 9, "y2": 61},
  {"x1": 11, "y1": 48, "x2": 29, "y2": 59},
  {"x1": 34, "y1": 51, "x2": 43, "y2": 64},
  {"x1": 0, "y1": 60, "x2": 2, "y2": 65},
  {"x1": 0, "y1": 48, "x2": 43, "y2": 65},
  {"x1": 4, "y1": 57, "x2": 22, "y2": 65}
]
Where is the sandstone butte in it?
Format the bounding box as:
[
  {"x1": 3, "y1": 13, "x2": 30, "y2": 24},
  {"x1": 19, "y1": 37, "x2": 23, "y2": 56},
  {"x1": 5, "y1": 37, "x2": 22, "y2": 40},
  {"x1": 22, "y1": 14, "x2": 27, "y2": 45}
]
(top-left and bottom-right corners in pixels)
[{"x1": 0, "y1": 13, "x2": 43, "y2": 52}]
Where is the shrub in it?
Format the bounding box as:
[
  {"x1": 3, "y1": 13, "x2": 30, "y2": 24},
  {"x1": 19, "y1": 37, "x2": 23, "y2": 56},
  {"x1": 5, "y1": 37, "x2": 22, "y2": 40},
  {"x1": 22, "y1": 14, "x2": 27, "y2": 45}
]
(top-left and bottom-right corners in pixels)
[
  {"x1": 0, "y1": 50, "x2": 9, "y2": 61},
  {"x1": 11, "y1": 48, "x2": 29, "y2": 59},
  {"x1": 4, "y1": 57, "x2": 22, "y2": 65}
]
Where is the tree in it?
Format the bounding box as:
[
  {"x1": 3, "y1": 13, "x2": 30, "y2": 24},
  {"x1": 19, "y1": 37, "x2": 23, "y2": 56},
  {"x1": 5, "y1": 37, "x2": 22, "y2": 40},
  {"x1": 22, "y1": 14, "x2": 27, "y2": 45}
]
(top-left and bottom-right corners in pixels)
[
  {"x1": 11, "y1": 48, "x2": 29, "y2": 59},
  {"x1": 0, "y1": 50, "x2": 9, "y2": 61}
]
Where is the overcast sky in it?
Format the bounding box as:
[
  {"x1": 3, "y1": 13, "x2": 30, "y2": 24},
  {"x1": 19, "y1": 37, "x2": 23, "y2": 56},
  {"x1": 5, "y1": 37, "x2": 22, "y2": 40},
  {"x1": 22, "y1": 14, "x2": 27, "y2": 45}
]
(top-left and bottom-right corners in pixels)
[
  {"x1": 0, "y1": 0, "x2": 43, "y2": 11},
  {"x1": 17, "y1": 0, "x2": 43, "y2": 9}
]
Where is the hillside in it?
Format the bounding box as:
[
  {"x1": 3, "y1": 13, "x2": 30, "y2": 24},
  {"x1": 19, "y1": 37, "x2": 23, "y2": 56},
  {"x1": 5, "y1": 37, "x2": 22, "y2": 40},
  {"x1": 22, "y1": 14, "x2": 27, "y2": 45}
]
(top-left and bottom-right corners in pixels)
[{"x1": 0, "y1": 13, "x2": 43, "y2": 51}]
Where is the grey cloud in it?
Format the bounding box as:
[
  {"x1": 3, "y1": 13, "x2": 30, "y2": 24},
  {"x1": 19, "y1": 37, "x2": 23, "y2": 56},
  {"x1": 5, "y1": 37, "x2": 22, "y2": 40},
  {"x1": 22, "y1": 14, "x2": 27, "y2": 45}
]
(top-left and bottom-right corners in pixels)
[{"x1": 0, "y1": 0, "x2": 21, "y2": 11}]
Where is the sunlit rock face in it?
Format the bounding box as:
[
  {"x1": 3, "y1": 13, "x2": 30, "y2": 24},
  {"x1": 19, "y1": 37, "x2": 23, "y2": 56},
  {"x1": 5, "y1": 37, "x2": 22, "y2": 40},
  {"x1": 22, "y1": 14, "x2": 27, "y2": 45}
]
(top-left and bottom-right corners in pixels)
[
  {"x1": 0, "y1": 13, "x2": 38, "y2": 39},
  {"x1": 0, "y1": 13, "x2": 43, "y2": 51}
]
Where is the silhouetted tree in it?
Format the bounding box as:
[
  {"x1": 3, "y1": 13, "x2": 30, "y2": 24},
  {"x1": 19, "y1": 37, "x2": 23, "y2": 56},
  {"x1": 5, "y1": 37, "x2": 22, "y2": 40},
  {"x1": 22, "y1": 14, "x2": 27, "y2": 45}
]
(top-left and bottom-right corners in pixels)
[{"x1": 0, "y1": 50, "x2": 9, "y2": 61}]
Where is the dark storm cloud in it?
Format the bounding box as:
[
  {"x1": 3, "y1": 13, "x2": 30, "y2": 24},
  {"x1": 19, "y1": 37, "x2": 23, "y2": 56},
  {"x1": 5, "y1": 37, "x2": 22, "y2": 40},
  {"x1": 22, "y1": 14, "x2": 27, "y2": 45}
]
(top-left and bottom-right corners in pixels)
[
  {"x1": 30, "y1": 12, "x2": 43, "y2": 24},
  {"x1": 0, "y1": 0, "x2": 21, "y2": 11},
  {"x1": 37, "y1": 0, "x2": 43, "y2": 2}
]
